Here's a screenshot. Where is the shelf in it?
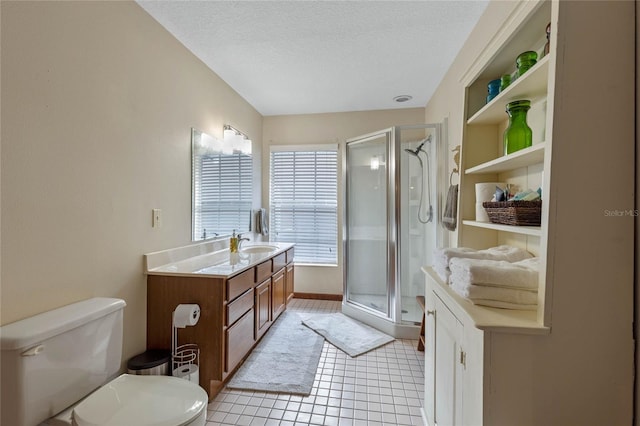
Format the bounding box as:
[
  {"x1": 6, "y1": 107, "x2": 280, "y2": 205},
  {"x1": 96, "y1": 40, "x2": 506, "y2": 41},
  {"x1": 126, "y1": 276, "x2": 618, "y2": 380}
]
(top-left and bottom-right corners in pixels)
[
  {"x1": 423, "y1": 267, "x2": 549, "y2": 335},
  {"x1": 462, "y1": 220, "x2": 542, "y2": 237},
  {"x1": 468, "y1": 55, "x2": 550, "y2": 125},
  {"x1": 465, "y1": 143, "x2": 545, "y2": 175}
]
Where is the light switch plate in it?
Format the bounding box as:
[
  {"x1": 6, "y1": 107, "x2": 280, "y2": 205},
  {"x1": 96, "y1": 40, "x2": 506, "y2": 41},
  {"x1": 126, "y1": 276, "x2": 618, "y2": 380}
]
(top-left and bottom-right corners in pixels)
[{"x1": 152, "y1": 209, "x2": 162, "y2": 228}]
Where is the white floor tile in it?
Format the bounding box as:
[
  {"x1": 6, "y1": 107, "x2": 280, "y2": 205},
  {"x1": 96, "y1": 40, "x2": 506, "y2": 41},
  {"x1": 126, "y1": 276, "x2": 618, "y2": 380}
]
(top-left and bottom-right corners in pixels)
[{"x1": 206, "y1": 299, "x2": 425, "y2": 426}]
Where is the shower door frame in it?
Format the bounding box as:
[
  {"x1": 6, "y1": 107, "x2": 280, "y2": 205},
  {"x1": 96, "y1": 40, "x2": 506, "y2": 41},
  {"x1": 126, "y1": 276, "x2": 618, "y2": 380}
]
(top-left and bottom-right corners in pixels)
[
  {"x1": 343, "y1": 127, "x2": 398, "y2": 321},
  {"x1": 343, "y1": 123, "x2": 445, "y2": 330}
]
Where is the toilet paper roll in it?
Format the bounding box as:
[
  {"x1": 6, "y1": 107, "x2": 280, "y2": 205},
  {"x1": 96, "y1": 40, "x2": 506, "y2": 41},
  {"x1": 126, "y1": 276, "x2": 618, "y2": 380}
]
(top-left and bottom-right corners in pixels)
[
  {"x1": 475, "y1": 182, "x2": 506, "y2": 203},
  {"x1": 476, "y1": 202, "x2": 490, "y2": 222},
  {"x1": 173, "y1": 364, "x2": 199, "y2": 384},
  {"x1": 173, "y1": 304, "x2": 200, "y2": 328}
]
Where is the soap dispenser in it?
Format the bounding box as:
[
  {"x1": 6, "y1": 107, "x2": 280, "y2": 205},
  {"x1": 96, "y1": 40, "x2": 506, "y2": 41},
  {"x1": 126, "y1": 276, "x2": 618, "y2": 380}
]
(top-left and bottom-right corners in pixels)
[{"x1": 230, "y1": 230, "x2": 238, "y2": 253}]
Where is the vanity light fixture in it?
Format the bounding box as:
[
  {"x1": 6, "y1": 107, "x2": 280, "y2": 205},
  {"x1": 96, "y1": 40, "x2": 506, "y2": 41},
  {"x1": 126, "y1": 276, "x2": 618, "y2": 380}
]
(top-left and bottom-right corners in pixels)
[{"x1": 223, "y1": 125, "x2": 252, "y2": 155}]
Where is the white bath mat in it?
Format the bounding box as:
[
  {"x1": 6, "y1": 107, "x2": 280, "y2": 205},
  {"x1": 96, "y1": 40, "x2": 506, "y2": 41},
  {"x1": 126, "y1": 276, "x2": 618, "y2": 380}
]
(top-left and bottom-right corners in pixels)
[
  {"x1": 301, "y1": 312, "x2": 394, "y2": 357},
  {"x1": 226, "y1": 311, "x2": 324, "y2": 395}
]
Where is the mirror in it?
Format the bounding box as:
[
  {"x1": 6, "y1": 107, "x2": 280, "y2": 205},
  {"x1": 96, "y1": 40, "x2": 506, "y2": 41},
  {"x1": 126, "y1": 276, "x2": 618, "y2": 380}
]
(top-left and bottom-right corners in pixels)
[{"x1": 191, "y1": 128, "x2": 253, "y2": 241}]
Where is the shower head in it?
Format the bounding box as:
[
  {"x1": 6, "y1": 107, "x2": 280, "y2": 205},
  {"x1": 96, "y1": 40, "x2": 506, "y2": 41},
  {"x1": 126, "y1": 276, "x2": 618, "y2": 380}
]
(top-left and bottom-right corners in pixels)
[
  {"x1": 404, "y1": 145, "x2": 424, "y2": 168},
  {"x1": 404, "y1": 135, "x2": 432, "y2": 157}
]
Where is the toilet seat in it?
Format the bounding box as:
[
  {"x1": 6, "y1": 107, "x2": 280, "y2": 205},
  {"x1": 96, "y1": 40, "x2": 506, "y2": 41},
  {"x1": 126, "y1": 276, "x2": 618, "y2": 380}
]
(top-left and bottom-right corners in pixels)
[{"x1": 72, "y1": 374, "x2": 208, "y2": 426}]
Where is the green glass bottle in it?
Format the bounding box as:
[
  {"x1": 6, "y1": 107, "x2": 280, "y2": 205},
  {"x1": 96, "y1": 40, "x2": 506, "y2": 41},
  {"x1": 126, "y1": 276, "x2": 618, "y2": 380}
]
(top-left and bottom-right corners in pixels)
[
  {"x1": 503, "y1": 100, "x2": 532, "y2": 155},
  {"x1": 516, "y1": 51, "x2": 538, "y2": 78},
  {"x1": 499, "y1": 74, "x2": 511, "y2": 92}
]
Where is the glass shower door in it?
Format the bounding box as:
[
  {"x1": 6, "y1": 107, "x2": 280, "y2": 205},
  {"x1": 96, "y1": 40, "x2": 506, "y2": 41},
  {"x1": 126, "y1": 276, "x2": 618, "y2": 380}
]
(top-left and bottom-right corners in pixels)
[{"x1": 344, "y1": 131, "x2": 391, "y2": 317}]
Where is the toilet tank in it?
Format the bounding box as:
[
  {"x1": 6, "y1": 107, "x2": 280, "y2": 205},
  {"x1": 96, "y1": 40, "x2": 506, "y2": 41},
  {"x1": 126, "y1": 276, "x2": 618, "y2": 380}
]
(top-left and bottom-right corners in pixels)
[{"x1": 0, "y1": 297, "x2": 126, "y2": 426}]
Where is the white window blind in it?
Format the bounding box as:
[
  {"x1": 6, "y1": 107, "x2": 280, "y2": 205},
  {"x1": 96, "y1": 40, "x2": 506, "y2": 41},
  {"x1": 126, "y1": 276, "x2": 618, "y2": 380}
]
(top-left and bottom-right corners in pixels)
[
  {"x1": 193, "y1": 152, "x2": 252, "y2": 239},
  {"x1": 270, "y1": 148, "x2": 338, "y2": 264}
]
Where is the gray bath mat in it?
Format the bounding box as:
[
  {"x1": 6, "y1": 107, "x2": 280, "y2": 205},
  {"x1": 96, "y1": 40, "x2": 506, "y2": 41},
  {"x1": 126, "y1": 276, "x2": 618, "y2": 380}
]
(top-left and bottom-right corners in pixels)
[
  {"x1": 301, "y1": 313, "x2": 394, "y2": 357},
  {"x1": 226, "y1": 311, "x2": 324, "y2": 395}
]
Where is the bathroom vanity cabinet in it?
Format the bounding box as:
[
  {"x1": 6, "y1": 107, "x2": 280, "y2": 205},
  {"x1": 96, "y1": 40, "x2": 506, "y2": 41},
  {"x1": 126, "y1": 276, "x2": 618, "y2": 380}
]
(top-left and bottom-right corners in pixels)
[
  {"x1": 146, "y1": 245, "x2": 295, "y2": 400},
  {"x1": 424, "y1": 0, "x2": 634, "y2": 424},
  {"x1": 423, "y1": 267, "x2": 545, "y2": 425}
]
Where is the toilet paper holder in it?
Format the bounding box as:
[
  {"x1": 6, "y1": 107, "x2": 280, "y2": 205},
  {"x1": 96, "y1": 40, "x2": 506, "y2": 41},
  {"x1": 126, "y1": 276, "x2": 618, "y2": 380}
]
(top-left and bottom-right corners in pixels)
[{"x1": 171, "y1": 304, "x2": 200, "y2": 383}]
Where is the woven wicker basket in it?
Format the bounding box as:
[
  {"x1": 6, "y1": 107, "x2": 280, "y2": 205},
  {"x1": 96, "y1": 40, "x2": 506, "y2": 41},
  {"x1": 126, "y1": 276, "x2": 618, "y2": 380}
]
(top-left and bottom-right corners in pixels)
[{"x1": 482, "y1": 200, "x2": 542, "y2": 226}]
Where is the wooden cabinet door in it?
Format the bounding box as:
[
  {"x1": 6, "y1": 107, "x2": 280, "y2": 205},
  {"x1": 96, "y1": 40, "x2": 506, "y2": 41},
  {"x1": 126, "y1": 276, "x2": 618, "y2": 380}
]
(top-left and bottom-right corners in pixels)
[
  {"x1": 285, "y1": 263, "x2": 294, "y2": 303},
  {"x1": 255, "y1": 279, "x2": 272, "y2": 340},
  {"x1": 226, "y1": 308, "x2": 255, "y2": 373},
  {"x1": 272, "y1": 268, "x2": 286, "y2": 320},
  {"x1": 433, "y1": 295, "x2": 464, "y2": 426}
]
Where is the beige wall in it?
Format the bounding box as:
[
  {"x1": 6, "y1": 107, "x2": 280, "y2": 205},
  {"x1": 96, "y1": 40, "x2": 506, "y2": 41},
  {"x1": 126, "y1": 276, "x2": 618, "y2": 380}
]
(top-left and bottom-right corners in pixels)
[
  {"x1": 424, "y1": 1, "x2": 519, "y2": 246},
  {"x1": 1, "y1": 1, "x2": 262, "y2": 363},
  {"x1": 263, "y1": 109, "x2": 425, "y2": 295}
]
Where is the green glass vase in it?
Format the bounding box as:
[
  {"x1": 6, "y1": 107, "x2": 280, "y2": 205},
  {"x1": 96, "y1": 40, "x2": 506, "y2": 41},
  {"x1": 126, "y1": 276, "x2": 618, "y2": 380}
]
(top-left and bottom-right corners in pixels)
[{"x1": 503, "y1": 100, "x2": 532, "y2": 155}]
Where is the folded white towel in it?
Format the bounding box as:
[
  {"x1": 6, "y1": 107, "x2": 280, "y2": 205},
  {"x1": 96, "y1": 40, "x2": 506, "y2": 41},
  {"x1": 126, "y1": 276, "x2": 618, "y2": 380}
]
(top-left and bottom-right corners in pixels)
[
  {"x1": 434, "y1": 245, "x2": 533, "y2": 284},
  {"x1": 450, "y1": 280, "x2": 538, "y2": 305},
  {"x1": 436, "y1": 245, "x2": 533, "y2": 265},
  {"x1": 433, "y1": 263, "x2": 450, "y2": 283},
  {"x1": 470, "y1": 299, "x2": 538, "y2": 311},
  {"x1": 449, "y1": 257, "x2": 539, "y2": 290}
]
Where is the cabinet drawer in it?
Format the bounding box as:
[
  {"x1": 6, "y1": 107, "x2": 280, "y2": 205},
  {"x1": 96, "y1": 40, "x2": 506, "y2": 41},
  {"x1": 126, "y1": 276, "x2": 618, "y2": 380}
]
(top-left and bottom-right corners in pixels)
[
  {"x1": 227, "y1": 268, "x2": 254, "y2": 302},
  {"x1": 286, "y1": 248, "x2": 295, "y2": 264},
  {"x1": 226, "y1": 289, "x2": 254, "y2": 326},
  {"x1": 226, "y1": 308, "x2": 255, "y2": 373},
  {"x1": 273, "y1": 252, "x2": 286, "y2": 272},
  {"x1": 255, "y1": 260, "x2": 272, "y2": 284}
]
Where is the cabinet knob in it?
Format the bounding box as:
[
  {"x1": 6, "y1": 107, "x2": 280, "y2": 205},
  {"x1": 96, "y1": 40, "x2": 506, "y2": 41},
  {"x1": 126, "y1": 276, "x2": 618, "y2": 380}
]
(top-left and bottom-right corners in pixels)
[{"x1": 427, "y1": 310, "x2": 435, "y2": 316}]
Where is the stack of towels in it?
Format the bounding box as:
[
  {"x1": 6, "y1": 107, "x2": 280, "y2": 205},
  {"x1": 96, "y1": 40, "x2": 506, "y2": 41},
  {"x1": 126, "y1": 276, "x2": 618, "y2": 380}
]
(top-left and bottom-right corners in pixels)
[{"x1": 434, "y1": 245, "x2": 539, "y2": 311}]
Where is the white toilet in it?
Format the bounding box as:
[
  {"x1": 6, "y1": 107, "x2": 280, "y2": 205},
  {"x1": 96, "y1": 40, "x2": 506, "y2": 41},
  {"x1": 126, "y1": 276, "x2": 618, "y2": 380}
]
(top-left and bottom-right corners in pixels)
[{"x1": 0, "y1": 297, "x2": 208, "y2": 426}]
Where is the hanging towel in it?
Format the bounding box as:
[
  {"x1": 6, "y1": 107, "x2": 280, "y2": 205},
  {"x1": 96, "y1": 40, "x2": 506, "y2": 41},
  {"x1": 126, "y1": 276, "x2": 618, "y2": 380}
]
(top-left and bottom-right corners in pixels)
[
  {"x1": 255, "y1": 208, "x2": 269, "y2": 236},
  {"x1": 442, "y1": 184, "x2": 458, "y2": 231}
]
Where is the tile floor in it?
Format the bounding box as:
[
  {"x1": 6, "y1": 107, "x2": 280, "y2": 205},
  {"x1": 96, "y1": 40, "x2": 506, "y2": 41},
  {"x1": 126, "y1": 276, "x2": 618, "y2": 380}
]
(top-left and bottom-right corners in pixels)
[{"x1": 206, "y1": 298, "x2": 425, "y2": 426}]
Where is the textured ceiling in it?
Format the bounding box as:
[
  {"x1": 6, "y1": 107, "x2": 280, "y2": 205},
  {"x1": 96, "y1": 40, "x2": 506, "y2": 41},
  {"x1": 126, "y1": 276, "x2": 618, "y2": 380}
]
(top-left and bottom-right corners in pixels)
[{"x1": 137, "y1": 1, "x2": 488, "y2": 116}]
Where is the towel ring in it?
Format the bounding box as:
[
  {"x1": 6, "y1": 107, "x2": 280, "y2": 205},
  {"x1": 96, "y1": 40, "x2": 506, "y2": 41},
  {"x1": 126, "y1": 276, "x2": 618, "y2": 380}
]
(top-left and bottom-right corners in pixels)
[{"x1": 449, "y1": 169, "x2": 459, "y2": 186}]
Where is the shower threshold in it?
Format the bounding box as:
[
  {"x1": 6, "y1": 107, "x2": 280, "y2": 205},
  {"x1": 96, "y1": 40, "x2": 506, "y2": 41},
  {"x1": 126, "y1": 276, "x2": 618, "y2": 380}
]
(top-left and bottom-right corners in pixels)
[{"x1": 342, "y1": 300, "x2": 421, "y2": 340}]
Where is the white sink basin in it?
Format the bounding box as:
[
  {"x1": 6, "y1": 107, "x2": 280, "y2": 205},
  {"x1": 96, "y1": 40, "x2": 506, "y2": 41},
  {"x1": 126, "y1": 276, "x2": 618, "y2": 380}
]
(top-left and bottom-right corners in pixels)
[{"x1": 240, "y1": 244, "x2": 279, "y2": 254}]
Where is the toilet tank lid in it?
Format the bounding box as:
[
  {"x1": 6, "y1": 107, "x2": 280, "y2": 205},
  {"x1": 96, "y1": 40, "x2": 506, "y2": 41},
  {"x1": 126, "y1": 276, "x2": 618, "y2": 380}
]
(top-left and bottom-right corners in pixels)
[{"x1": 1, "y1": 297, "x2": 126, "y2": 350}]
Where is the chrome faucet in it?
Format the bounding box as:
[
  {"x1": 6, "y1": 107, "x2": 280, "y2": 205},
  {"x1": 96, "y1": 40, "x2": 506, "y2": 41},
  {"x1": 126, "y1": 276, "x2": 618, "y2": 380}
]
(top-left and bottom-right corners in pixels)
[
  {"x1": 237, "y1": 233, "x2": 250, "y2": 250},
  {"x1": 201, "y1": 229, "x2": 219, "y2": 240}
]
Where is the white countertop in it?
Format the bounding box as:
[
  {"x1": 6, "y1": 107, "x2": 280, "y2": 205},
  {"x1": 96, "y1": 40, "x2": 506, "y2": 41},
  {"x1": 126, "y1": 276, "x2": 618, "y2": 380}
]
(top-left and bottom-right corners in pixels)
[{"x1": 145, "y1": 241, "x2": 295, "y2": 278}]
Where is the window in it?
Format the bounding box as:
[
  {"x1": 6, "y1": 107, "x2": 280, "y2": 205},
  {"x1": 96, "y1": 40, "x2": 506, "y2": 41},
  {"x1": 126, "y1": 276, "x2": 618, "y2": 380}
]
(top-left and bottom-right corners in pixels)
[
  {"x1": 192, "y1": 129, "x2": 252, "y2": 240},
  {"x1": 270, "y1": 146, "x2": 338, "y2": 264}
]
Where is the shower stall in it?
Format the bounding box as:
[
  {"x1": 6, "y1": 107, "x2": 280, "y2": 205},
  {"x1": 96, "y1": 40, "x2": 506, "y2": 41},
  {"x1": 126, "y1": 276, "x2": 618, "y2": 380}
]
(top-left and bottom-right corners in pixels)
[{"x1": 343, "y1": 124, "x2": 446, "y2": 338}]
